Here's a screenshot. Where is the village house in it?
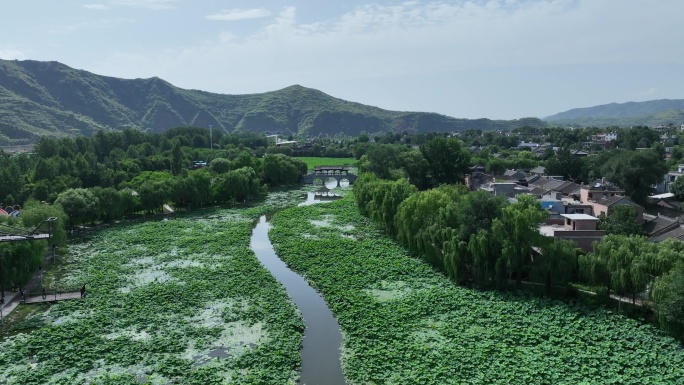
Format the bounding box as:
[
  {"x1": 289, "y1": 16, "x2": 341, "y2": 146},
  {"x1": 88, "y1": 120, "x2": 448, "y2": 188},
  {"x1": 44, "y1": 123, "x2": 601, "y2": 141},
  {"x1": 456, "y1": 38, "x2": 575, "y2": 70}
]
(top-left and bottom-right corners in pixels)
[
  {"x1": 657, "y1": 164, "x2": 684, "y2": 194},
  {"x1": 580, "y1": 179, "x2": 624, "y2": 203},
  {"x1": 529, "y1": 166, "x2": 546, "y2": 176},
  {"x1": 539, "y1": 214, "x2": 606, "y2": 252}
]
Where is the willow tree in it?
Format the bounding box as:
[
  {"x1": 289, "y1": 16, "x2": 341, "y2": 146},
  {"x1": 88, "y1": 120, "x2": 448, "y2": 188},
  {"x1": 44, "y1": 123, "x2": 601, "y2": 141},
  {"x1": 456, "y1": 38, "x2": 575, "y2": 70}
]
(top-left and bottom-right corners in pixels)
[
  {"x1": 532, "y1": 239, "x2": 578, "y2": 293},
  {"x1": 394, "y1": 185, "x2": 467, "y2": 269},
  {"x1": 582, "y1": 235, "x2": 654, "y2": 303},
  {"x1": 652, "y1": 261, "x2": 684, "y2": 340},
  {"x1": 469, "y1": 229, "x2": 500, "y2": 287},
  {"x1": 381, "y1": 179, "x2": 418, "y2": 237},
  {"x1": 353, "y1": 173, "x2": 380, "y2": 217},
  {"x1": 578, "y1": 236, "x2": 618, "y2": 294},
  {"x1": 491, "y1": 194, "x2": 547, "y2": 287}
]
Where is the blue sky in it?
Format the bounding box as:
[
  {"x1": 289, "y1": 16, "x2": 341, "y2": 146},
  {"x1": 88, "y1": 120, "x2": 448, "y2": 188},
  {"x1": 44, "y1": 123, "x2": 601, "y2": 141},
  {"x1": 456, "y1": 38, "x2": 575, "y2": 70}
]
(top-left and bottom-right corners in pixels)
[{"x1": 1, "y1": 0, "x2": 682, "y2": 119}]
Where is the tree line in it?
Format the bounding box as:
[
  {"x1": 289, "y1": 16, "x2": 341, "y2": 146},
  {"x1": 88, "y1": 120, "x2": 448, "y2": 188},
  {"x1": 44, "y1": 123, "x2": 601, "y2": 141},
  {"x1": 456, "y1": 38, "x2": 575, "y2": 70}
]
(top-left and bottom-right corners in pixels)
[
  {"x1": 0, "y1": 201, "x2": 68, "y2": 291},
  {"x1": 354, "y1": 136, "x2": 684, "y2": 340},
  {"x1": 0, "y1": 127, "x2": 313, "y2": 289}
]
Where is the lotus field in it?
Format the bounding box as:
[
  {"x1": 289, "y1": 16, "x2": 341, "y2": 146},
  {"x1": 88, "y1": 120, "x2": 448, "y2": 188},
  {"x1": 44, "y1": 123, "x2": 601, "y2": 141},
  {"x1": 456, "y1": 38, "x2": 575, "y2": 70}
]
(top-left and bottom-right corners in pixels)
[
  {"x1": 0, "y1": 192, "x2": 307, "y2": 385},
  {"x1": 269, "y1": 196, "x2": 684, "y2": 385}
]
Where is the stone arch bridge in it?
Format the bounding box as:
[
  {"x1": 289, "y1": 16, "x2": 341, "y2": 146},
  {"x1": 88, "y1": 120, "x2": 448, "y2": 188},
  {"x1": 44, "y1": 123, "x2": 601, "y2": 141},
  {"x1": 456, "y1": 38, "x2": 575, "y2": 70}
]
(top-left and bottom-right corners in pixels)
[{"x1": 303, "y1": 166, "x2": 357, "y2": 187}]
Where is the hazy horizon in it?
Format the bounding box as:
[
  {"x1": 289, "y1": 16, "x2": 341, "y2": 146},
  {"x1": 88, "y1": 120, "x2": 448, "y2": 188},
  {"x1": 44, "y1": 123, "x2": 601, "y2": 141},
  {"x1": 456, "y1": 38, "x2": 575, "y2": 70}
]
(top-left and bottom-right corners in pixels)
[{"x1": 1, "y1": 0, "x2": 682, "y2": 120}]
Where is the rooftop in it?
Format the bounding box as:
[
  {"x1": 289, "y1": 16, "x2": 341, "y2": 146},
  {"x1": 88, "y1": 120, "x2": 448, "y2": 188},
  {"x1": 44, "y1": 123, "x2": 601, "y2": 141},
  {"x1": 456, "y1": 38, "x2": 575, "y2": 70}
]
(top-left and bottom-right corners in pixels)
[
  {"x1": 598, "y1": 195, "x2": 640, "y2": 208},
  {"x1": 561, "y1": 214, "x2": 598, "y2": 221}
]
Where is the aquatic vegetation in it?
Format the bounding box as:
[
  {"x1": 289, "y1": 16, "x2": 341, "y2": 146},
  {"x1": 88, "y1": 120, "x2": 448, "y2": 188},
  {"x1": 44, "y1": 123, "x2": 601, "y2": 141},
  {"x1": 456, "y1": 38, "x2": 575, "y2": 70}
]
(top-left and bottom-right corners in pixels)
[
  {"x1": 0, "y1": 201, "x2": 305, "y2": 385},
  {"x1": 269, "y1": 195, "x2": 684, "y2": 385}
]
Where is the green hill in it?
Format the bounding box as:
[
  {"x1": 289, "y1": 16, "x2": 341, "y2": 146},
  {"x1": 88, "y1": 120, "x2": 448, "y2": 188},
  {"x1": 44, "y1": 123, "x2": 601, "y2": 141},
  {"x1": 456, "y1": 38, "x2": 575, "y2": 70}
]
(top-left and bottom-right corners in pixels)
[
  {"x1": 545, "y1": 99, "x2": 684, "y2": 127},
  {"x1": 0, "y1": 59, "x2": 545, "y2": 144}
]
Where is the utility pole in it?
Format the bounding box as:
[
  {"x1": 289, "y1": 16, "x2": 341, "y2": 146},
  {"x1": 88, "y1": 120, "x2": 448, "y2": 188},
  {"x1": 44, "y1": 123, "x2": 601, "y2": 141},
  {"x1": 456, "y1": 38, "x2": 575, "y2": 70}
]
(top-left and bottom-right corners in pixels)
[{"x1": 209, "y1": 124, "x2": 213, "y2": 149}]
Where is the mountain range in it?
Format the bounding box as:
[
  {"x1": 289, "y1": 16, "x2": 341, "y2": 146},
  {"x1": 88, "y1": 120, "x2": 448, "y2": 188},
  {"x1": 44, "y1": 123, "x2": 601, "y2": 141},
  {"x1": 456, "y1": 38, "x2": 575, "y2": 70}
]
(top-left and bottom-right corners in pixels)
[
  {"x1": 1, "y1": 59, "x2": 682, "y2": 145},
  {"x1": 0, "y1": 59, "x2": 544, "y2": 145},
  {"x1": 545, "y1": 99, "x2": 684, "y2": 127}
]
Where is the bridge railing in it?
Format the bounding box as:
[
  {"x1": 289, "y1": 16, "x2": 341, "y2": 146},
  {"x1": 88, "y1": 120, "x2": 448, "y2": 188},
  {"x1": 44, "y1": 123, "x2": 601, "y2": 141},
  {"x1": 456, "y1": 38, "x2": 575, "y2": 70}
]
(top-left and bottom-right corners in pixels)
[{"x1": 22, "y1": 286, "x2": 86, "y2": 303}]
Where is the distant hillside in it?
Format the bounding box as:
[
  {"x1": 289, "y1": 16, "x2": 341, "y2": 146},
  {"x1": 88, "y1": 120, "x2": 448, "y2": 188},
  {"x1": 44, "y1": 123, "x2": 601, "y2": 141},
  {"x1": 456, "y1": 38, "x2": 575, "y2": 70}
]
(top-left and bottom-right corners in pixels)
[
  {"x1": 545, "y1": 99, "x2": 684, "y2": 127},
  {"x1": 0, "y1": 59, "x2": 545, "y2": 144}
]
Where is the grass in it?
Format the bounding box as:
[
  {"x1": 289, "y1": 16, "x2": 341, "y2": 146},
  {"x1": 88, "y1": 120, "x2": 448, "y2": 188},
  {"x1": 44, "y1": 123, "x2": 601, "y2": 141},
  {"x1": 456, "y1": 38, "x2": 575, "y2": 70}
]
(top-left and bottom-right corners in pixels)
[{"x1": 295, "y1": 157, "x2": 356, "y2": 169}]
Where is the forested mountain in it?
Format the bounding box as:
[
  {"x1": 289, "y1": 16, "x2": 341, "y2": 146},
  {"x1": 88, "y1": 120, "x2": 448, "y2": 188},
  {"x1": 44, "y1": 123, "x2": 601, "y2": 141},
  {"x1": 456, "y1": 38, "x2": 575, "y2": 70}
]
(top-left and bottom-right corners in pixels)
[
  {"x1": 545, "y1": 99, "x2": 684, "y2": 127},
  {"x1": 0, "y1": 59, "x2": 544, "y2": 144}
]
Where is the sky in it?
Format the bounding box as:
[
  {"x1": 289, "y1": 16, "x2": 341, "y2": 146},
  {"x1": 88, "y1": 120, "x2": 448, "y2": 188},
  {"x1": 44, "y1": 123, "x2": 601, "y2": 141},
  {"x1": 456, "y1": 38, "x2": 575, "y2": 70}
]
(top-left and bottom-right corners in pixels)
[{"x1": 0, "y1": 0, "x2": 682, "y2": 120}]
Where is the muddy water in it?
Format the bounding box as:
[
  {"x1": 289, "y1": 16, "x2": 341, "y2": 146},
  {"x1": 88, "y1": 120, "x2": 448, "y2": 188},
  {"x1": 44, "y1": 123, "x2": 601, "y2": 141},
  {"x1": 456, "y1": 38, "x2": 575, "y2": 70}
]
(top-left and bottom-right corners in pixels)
[{"x1": 250, "y1": 195, "x2": 346, "y2": 385}]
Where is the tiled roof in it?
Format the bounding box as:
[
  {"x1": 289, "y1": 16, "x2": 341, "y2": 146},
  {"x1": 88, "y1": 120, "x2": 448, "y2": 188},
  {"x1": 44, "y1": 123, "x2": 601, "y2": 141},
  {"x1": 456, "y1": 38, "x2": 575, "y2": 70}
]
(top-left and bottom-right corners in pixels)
[
  {"x1": 600, "y1": 195, "x2": 639, "y2": 208},
  {"x1": 504, "y1": 169, "x2": 528, "y2": 178},
  {"x1": 557, "y1": 181, "x2": 581, "y2": 195},
  {"x1": 583, "y1": 179, "x2": 623, "y2": 191},
  {"x1": 650, "y1": 225, "x2": 684, "y2": 242},
  {"x1": 526, "y1": 174, "x2": 541, "y2": 184},
  {"x1": 643, "y1": 214, "x2": 680, "y2": 237},
  {"x1": 528, "y1": 187, "x2": 548, "y2": 196}
]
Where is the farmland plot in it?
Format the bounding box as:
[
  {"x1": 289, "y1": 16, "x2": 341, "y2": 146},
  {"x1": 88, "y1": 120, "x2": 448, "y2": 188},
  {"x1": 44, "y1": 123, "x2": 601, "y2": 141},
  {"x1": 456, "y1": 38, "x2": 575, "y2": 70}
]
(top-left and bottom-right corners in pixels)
[
  {"x1": 269, "y1": 196, "x2": 684, "y2": 385},
  {"x1": 0, "y1": 200, "x2": 304, "y2": 385}
]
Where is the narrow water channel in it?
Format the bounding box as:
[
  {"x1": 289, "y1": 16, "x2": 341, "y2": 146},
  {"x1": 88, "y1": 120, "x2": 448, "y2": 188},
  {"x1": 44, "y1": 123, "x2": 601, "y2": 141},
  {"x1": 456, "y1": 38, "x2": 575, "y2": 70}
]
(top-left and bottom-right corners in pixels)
[{"x1": 249, "y1": 194, "x2": 346, "y2": 385}]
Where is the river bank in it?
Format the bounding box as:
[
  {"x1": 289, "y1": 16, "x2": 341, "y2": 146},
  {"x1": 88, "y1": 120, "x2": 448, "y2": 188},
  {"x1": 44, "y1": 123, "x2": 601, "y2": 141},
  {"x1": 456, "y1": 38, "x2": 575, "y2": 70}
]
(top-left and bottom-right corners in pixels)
[
  {"x1": 0, "y1": 189, "x2": 316, "y2": 384},
  {"x1": 269, "y1": 195, "x2": 684, "y2": 385}
]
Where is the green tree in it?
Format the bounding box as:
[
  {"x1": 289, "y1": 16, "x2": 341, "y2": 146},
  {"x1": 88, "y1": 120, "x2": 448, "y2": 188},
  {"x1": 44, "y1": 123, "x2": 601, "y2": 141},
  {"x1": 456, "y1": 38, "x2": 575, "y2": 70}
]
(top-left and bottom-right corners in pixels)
[
  {"x1": 54, "y1": 188, "x2": 100, "y2": 227},
  {"x1": 20, "y1": 200, "x2": 69, "y2": 246},
  {"x1": 601, "y1": 149, "x2": 667, "y2": 204},
  {"x1": 486, "y1": 158, "x2": 506, "y2": 176},
  {"x1": 394, "y1": 185, "x2": 468, "y2": 268},
  {"x1": 597, "y1": 204, "x2": 644, "y2": 236},
  {"x1": 532, "y1": 239, "x2": 578, "y2": 293},
  {"x1": 171, "y1": 142, "x2": 183, "y2": 175},
  {"x1": 209, "y1": 157, "x2": 231, "y2": 174},
  {"x1": 419, "y1": 137, "x2": 471, "y2": 186},
  {"x1": 398, "y1": 150, "x2": 430, "y2": 190},
  {"x1": 545, "y1": 147, "x2": 586, "y2": 182},
  {"x1": 91, "y1": 187, "x2": 126, "y2": 223},
  {"x1": 359, "y1": 144, "x2": 403, "y2": 180},
  {"x1": 492, "y1": 195, "x2": 547, "y2": 287},
  {"x1": 262, "y1": 154, "x2": 307, "y2": 186},
  {"x1": 669, "y1": 176, "x2": 684, "y2": 200},
  {"x1": 213, "y1": 167, "x2": 262, "y2": 203},
  {"x1": 583, "y1": 235, "x2": 653, "y2": 302},
  {"x1": 652, "y1": 261, "x2": 684, "y2": 339}
]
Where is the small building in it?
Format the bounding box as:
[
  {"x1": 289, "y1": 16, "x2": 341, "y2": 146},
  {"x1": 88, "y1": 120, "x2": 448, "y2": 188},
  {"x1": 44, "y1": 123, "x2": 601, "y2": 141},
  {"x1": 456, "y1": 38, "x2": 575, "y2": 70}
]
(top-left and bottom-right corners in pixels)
[
  {"x1": 643, "y1": 213, "x2": 682, "y2": 242},
  {"x1": 588, "y1": 195, "x2": 645, "y2": 223},
  {"x1": 481, "y1": 182, "x2": 518, "y2": 197},
  {"x1": 659, "y1": 164, "x2": 684, "y2": 193},
  {"x1": 503, "y1": 169, "x2": 528, "y2": 180},
  {"x1": 580, "y1": 179, "x2": 624, "y2": 203},
  {"x1": 518, "y1": 141, "x2": 540, "y2": 148},
  {"x1": 539, "y1": 214, "x2": 606, "y2": 252},
  {"x1": 191, "y1": 161, "x2": 207, "y2": 169},
  {"x1": 465, "y1": 165, "x2": 490, "y2": 190},
  {"x1": 591, "y1": 133, "x2": 618, "y2": 142},
  {"x1": 529, "y1": 166, "x2": 546, "y2": 176}
]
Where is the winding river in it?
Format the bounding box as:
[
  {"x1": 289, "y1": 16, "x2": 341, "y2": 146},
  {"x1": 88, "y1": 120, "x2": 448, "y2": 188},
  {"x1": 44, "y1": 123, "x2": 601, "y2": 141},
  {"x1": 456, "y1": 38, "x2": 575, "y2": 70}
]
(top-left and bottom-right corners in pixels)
[{"x1": 249, "y1": 193, "x2": 346, "y2": 385}]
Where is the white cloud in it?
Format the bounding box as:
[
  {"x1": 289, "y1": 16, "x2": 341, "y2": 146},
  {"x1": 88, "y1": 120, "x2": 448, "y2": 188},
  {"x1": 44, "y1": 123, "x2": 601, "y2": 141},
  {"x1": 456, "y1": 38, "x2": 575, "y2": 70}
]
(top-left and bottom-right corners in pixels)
[
  {"x1": 95, "y1": 1, "x2": 684, "y2": 80},
  {"x1": 109, "y1": 0, "x2": 177, "y2": 10},
  {"x1": 88, "y1": 1, "x2": 684, "y2": 118},
  {"x1": 0, "y1": 49, "x2": 27, "y2": 60},
  {"x1": 206, "y1": 8, "x2": 271, "y2": 21},
  {"x1": 83, "y1": 4, "x2": 110, "y2": 10}
]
